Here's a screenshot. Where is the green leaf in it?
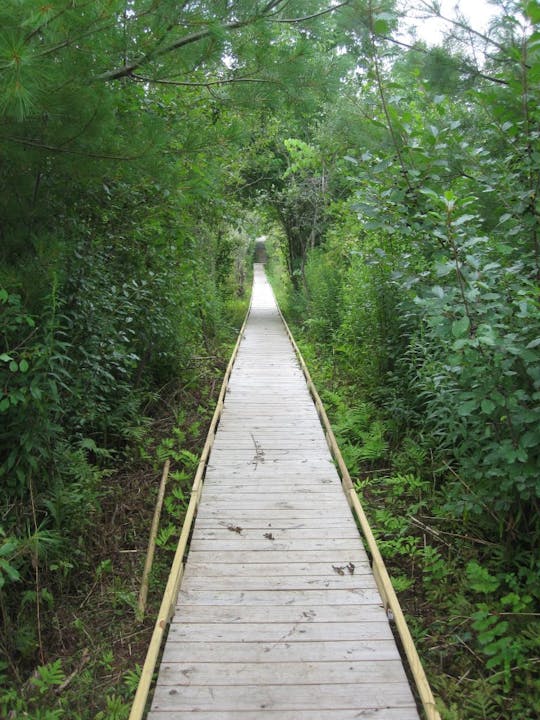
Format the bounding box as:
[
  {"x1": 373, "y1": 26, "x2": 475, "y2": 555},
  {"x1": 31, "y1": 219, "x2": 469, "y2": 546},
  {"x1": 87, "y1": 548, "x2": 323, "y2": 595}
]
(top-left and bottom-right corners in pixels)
[
  {"x1": 452, "y1": 316, "x2": 470, "y2": 337},
  {"x1": 526, "y1": 1, "x2": 540, "y2": 24},
  {"x1": 453, "y1": 214, "x2": 475, "y2": 226},
  {"x1": 18, "y1": 359, "x2": 29, "y2": 373},
  {"x1": 466, "y1": 561, "x2": 500, "y2": 593},
  {"x1": 457, "y1": 399, "x2": 477, "y2": 416},
  {"x1": 481, "y1": 399, "x2": 495, "y2": 414},
  {"x1": 29, "y1": 383, "x2": 42, "y2": 400},
  {"x1": 0, "y1": 353, "x2": 12, "y2": 362},
  {"x1": 373, "y1": 11, "x2": 395, "y2": 34},
  {"x1": 435, "y1": 262, "x2": 453, "y2": 277},
  {"x1": 8, "y1": 361, "x2": 18, "y2": 372},
  {"x1": 80, "y1": 438, "x2": 98, "y2": 451},
  {"x1": 0, "y1": 558, "x2": 20, "y2": 583}
]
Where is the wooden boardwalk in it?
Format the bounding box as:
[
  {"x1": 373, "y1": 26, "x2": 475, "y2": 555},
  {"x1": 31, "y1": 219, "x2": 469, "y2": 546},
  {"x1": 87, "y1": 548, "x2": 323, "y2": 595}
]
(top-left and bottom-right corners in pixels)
[{"x1": 147, "y1": 264, "x2": 421, "y2": 719}]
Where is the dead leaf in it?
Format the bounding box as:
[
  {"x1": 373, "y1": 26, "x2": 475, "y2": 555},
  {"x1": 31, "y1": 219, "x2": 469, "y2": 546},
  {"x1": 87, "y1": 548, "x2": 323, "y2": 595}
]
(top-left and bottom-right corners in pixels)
[{"x1": 227, "y1": 525, "x2": 243, "y2": 534}]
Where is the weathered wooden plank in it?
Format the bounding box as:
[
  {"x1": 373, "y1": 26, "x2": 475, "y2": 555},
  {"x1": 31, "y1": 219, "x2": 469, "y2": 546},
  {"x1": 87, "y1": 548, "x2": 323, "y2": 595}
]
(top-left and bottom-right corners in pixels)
[
  {"x1": 217, "y1": 421, "x2": 324, "y2": 429},
  {"x1": 225, "y1": 397, "x2": 312, "y2": 404},
  {"x1": 200, "y1": 485, "x2": 342, "y2": 495},
  {"x1": 205, "y1": 463, "x2": 336, "y2": 473},
  {"x1": 185, "y1": 551, "x2": 368, "y2": 564},
  {"x1": 161, "y1": 639, "x2": 401, "y2": 664},
  {"x1": 215, "y1": 430, "x2": 321, "y2": 436},
  {"x1": 188, "y1": 538, "x2": 367, "y2": 552},
  {"x1": 172, "y1": 604, "x2": 386, "y2": 623},
  {"x1": 149, "y1": 683, "x2": 416, "y2": 712},
  {"x1": 167, "y1": 621, "x2": 393, "y2": 643},
  {"x1": 157, "y1": 660, "x2": 409, "y2": 686},
  {"x1": 200, "y1": 490, "x2": 343, "y2": 499},
  {"x1": 192, "y1": 517, "x2": 358, "y2": 529},
  {"x1": 208, "y1": 449, "x2": 334, "y2": 459},
  {"x1": 198, "y1": 490, "x2": 344, "y2": 499},
  {"x1": 148, "y1": 709, "x2": 419, "y2": 720},
  {"x1": 200, "y1": 488, "x2": 344, "y2": 496},
  {"x1": 201, "y1": 484, "x2": 342, "y2": 492},
  {"x1": 177, "y1": 589, "x2": 382, "y2": 606},
  {"x1": 182, "y1": 562, "x2": 370, "y2": 578},
  {"x1": 199, "y1": 485, "x2": 342, "y2": 494},
  {"x1": 203, "y1": 473, "x2": 341, "y2": 482},
  {"x1": 195, "y1": 510, "x2": 357, "y2": 520},
  {"x1": 181, "y1": 575, "x2": 377, "y2": 591},
  {"x1": 223, "y1": 404, "x2": 316, "y2": 411},
  {"x1": 190, "y1": 527, "x2": 361, "y2": 539},
  {"x1": 216, "y1": 412, "x2": 320, "y2": 419},
  {"x1": 196, "y1": 503, "x2": 348, "y2": 513},
  {"x1": 212, "y1": 439, "x2": 323, "y2": 450}
]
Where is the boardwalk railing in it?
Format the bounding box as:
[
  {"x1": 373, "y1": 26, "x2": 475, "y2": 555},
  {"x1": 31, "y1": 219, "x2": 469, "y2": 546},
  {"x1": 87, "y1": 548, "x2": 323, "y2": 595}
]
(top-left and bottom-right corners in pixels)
[{"x1": 129, "y1": 266, "x2": 441, "y2": 720}]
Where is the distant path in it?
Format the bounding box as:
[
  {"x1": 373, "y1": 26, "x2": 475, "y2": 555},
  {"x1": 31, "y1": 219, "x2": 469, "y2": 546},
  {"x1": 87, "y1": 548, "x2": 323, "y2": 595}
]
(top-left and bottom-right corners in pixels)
[
  {"x1": 254, "y1": 238, "x2": 268, "y2": 263},
  {"x1": 147, "y1": 264, "x2": 420, "y2": 719}
]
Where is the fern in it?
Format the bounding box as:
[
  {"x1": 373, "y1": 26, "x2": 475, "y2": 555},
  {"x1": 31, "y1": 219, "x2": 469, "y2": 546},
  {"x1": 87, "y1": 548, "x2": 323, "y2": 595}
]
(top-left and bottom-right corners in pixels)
[
  {"x1": 31, "y1": 659, "x2": 65, "y2": 694},
  {"x1": 463, "y1": 688, "x2": 502, "y2": 720},
  {"x1": 123, "y1": 664, "x2": 142, "y2": 694},
  {"x1": 156, "y1": 523, "x2": 177, "y2": 549}
]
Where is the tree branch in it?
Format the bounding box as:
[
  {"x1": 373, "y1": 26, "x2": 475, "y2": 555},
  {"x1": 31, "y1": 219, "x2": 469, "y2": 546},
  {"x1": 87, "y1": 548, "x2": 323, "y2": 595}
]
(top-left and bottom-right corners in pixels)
[
  {"x1": 98, "y1": 7, "x2": 278, "y2": 82},
  {"x1": 378, "y1": 34, "x2": 509, "y2": 86},
  {"x1": 271, "y1": 1, "x2": 350, "y2": 23},
  {"x1": 99, "y1": 2, "x2": 349, "y2": 82},
  {"x1": 415, "y1": 0, "x2": 508, "y2": 54},
  {"x1": 131, "y1": 73, "x2": 278, "y2": 87},
  {"x1": 6, "y1": 136, "x2": 148, "y2": 161}
]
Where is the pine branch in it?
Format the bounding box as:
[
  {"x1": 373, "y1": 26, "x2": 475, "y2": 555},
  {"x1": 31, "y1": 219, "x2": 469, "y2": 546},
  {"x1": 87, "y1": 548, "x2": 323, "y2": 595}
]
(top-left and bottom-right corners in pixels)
[
  {"x1": 378, "y1": 35, "x2": 509, "y2": 86},
  {"x1": 415, "y1": 0, "x2": 513, "y2": 55},
  {"x1": 131, "y1": 73, "x2": 278, "y2": 87},
  {"x1": 98, "y1": 1, "x2": 350, "y2": 81},
  {"x1": 6, "y1": 136, "x2": 148, "y2": 161},
  {"x1": 272, "y1": 1, "x2": 350, "y2": 23},
  {"x1": 99, "y1": 21, "x2": 248, "y2": 81}
]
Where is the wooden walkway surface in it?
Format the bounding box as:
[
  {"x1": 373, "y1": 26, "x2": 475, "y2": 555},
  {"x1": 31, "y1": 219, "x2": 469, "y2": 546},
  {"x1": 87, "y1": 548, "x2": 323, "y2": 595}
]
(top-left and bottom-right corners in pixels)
[{"x1": 147, "y1": 264, "x2": 420, "y2": 719}]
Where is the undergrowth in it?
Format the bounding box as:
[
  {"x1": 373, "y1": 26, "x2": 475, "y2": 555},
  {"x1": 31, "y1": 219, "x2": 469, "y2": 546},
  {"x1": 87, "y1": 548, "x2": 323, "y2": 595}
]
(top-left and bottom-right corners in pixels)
[{"x1": 0, "y1": 296, "x2": 250, "y2": 720}]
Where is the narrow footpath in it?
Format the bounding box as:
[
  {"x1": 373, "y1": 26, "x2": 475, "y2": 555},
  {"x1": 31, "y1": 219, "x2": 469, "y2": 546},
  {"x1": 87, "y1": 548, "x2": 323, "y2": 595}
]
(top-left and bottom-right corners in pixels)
[{"x1": 147, "y1": 264, "x2": 420, "y2": 719}]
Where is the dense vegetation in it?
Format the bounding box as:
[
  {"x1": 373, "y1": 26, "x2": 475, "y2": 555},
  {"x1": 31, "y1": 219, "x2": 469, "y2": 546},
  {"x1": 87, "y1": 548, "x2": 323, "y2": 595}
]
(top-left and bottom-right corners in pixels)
[{"x1": 1, "y1": 1, "x2": 539, "y2": 718}]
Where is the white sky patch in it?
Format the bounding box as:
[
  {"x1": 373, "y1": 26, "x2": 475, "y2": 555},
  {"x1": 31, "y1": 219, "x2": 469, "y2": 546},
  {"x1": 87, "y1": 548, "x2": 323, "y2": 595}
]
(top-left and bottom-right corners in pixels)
[{"x1": 399, "y1": 0, "x2": 499, "y2": 46}]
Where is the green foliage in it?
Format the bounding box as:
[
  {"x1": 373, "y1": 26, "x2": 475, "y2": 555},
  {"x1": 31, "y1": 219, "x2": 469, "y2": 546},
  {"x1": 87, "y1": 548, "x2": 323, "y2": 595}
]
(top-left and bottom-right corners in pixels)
[
  {"x1": 32, "y1": 660, "x2": 66, "y2": 695},
  {"x1": 123, "y1": 665, "x2": 142, "y2": 695},
  {"x1": 0, "y1": 0, "x2": 253, "y2": 695},
  {"x1": 94, "y1": 694, "x2": 130, "y2": 720},
  {"x1": 0, "y1": 658, "x2": 66, "y2": 719}
]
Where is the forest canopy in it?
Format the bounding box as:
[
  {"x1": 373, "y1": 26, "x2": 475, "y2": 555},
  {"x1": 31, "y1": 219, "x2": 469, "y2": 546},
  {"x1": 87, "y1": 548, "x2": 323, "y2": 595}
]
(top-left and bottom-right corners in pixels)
[{"x1": 1, "y1": 1, "x2": 539, "y2": 718}]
